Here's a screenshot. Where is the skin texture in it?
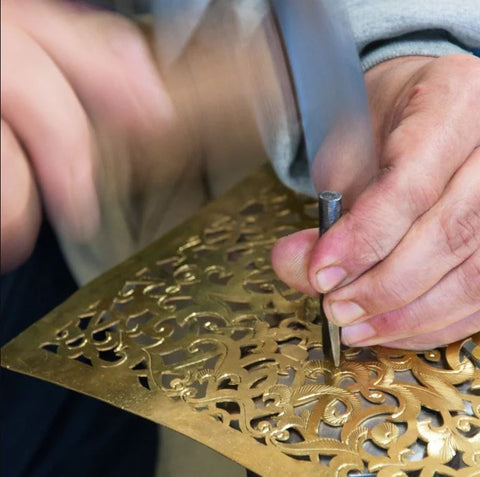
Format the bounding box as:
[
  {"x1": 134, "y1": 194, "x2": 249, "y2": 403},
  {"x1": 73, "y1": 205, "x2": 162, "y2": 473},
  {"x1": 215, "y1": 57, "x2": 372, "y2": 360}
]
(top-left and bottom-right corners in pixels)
[
  {"x1": 1, "y1": 0, "x2": 173, "y2": 273},
  {"x1": 272, "y1": 54, "x2": 480, "y2": 350}
]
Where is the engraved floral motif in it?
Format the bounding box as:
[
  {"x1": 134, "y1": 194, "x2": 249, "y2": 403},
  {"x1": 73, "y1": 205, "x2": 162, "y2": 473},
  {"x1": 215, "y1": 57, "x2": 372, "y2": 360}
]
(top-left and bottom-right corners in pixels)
[{"x1": 5, "y1": 166, "x2": 479, "y2": 475}]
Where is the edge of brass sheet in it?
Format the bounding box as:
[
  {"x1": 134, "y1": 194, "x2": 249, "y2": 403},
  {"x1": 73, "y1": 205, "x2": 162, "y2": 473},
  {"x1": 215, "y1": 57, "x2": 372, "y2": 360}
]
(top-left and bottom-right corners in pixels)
[{"x1": 2, "y1": 164, "x2": 480, "y2": 476}]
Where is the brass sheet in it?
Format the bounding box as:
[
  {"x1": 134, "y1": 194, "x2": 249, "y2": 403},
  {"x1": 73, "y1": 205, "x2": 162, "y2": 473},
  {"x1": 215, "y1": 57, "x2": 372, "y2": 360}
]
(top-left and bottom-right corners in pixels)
[{"x1": 2, "y1": 165, "x2": 480, "y2": 476}]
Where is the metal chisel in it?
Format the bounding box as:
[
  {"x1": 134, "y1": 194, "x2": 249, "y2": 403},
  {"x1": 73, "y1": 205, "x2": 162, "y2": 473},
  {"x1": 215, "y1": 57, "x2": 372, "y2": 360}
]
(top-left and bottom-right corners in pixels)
[{"x1": 318, "y1": 191, "x2": 342, "y2": 366}]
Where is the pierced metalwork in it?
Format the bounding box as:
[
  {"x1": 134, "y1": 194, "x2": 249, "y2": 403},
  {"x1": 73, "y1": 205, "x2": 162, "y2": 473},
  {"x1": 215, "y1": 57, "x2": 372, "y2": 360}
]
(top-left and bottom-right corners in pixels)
[{"x1": 2, "y1": 165, "x2": 479, "y2": 476}]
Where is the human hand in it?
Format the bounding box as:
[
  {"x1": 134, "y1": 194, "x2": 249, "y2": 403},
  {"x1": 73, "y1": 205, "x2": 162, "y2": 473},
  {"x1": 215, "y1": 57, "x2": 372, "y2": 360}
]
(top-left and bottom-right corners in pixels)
[
  {"x1": 1, "y1": 0, "x2": 173, "y2": 272},
  {"x1": 272, "y1": 54, "x2": 480, "y2": 349}
]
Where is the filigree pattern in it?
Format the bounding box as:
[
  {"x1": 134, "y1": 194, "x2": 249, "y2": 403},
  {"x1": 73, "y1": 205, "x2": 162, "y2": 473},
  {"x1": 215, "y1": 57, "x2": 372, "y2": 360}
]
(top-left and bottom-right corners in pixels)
[{"x1": 2, "y1": 165, "x2": 479, "y2": 476}]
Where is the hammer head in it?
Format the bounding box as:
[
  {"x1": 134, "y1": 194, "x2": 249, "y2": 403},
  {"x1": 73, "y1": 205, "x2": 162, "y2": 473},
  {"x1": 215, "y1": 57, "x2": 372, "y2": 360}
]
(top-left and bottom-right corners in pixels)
[{"x1": 152, "y1": 0, "x2": 377, "y2": 205}]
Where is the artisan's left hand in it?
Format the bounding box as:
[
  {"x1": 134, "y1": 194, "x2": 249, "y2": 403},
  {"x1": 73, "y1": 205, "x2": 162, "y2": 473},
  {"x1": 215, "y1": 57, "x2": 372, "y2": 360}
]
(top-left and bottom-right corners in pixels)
[{"x1": 271, "y1": 54, "x2": 480, "y2": 349}]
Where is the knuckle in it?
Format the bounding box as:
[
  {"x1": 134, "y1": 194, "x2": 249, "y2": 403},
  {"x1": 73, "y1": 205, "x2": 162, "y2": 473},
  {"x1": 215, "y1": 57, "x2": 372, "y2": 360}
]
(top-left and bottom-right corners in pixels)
[
  {"x1": 401, "y1": 174, "x2": 441, "y2": 218},
  {"x1": 439, "y1": 206, "x2": 480, "y2": 260},
  {"x1": 409, "y1": 82, "x2": 440, "y2": 104},
  {"x1": 404, "y1": 80, "x2": 455, "y2": 114},
  {"x1": 382, "y1": 141, "x2": 442, "y2": 218},
  {"x1": 353, "y1": 223, "x2": 390, "y2": 264},
  {"x1": 407, "y1": 179, "x2": 441, "y2": 215}
]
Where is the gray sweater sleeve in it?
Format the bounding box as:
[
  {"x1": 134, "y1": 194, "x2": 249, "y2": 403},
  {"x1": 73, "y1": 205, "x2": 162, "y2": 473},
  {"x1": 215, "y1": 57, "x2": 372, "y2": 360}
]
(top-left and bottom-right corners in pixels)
[
  {"x1": 344, "y1": 0, "x2": 480, "y2": 70},
  {"x1": 271, "y1": 0, "x2": 480, "y2": 197}
]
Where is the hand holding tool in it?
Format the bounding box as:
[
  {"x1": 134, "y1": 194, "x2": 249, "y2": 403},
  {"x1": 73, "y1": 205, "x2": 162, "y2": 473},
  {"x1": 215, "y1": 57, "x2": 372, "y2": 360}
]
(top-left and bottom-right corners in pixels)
[{"x1": 318, "y1": 191, "x2": 342, "y2": 366}]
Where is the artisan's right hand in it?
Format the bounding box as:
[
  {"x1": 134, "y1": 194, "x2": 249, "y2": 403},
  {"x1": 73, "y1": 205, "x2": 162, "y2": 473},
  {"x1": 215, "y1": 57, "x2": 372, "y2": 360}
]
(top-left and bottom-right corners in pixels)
[{"x1": 1, "y1": 0, "x2": 173, "y2": 273}]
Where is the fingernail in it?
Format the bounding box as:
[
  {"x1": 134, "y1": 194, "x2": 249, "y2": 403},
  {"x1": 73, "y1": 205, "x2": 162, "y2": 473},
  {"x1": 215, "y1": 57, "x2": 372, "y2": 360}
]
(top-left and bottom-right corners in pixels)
[
  {"x1": 342, "y1": 322, "x2": 376, "y2": 346},
  {"x1": 315, "y1": 267, "x2": 347, "y2": 292},
  {"x1": 329, "y1": 301, "x2": 365, "y2": 326}
]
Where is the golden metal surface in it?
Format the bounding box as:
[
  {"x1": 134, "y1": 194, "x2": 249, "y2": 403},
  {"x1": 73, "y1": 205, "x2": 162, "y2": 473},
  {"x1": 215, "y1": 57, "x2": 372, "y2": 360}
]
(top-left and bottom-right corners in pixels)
[{"x1": 2, "y1": 165, "x2": 480, "y2": 476}]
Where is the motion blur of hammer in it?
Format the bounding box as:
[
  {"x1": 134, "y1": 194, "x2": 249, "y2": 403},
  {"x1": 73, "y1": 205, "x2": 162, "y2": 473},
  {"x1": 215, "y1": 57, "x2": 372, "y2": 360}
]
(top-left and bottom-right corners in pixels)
[{"x1": 138, "y1": 1, "x2": 378, "y2": 366}]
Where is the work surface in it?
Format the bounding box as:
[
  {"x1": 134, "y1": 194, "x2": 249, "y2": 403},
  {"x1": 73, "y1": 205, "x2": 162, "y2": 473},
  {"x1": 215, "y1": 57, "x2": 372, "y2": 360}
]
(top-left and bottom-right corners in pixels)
[{"x1": 2, "y1": 165, "x2": 479, "y2": 476}]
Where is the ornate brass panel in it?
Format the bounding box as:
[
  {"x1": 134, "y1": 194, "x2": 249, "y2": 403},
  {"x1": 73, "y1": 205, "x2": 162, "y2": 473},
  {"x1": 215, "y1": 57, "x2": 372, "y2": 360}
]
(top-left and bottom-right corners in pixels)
[{"x1": 2, "y1": 165, "x2": 479, "y2": 476}]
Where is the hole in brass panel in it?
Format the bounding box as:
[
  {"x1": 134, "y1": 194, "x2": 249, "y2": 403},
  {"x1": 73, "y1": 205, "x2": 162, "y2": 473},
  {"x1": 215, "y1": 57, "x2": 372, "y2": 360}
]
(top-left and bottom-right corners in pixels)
[
  {"x1": 98, "y1": 349, "x2": 122, "y2": 363},
  {"x1": 162, "y1": 349, "x2": 187, "y2": 365},
  {"x1": 66, "y1": 336, "x2": 85, "y2": 348},
  {"x1": 244, "y1": 360, "x2": 276, "y2": 372},
  {"x1": 318, "y1": 455, "x2": 333, "y2": 467},
  {"x1": 92, "y1": 327, "x2": 117, "y2": 344},
  {"x1": 362, "y1": 439, "x2": 388, "y2": 457},
  {"x1": 42, "y1": 344, "x2": 58, "y2": 354},
  {"x1": 419, "y1": 407, "x2": 444, "y2": 427},
  {"x1": 138, "y1": 376, "x2": 150, "y2": 390},
  {"x1": 288, "y1": 454, "x2": 309, "y2": 462},
  {"x1": 218, "y1": 378, "x2": 239, "y2": 391},
  {"x1": 263, "y1": 312, "x2": 295, "y2": 328},
  {"x1": 245, "y1": 282, "x2": 273, "y2": 294},
  {"x1": 131, "y1": 359, "x2": 147, "y2": 371},
  {"x1": 56, "y1": 329, "x2": 69, "y2": 339},
  {"x1": 231, "y1": 329, "x2": 250, "y2": 341},
  {"x1": 131, "y1": 333, "x2": 158, "y2": 346},
  {"x1": 237, "y1": 233, "x2": 263, "y2": 243},
  {"x1": 155, "y1": 258, "x2": 179, "y2": 275},
  {"x1": 216, "y1": 401, "x2": 240, "y2": 415},
  {"x1": 229, "y1": 420, "x2": 240, "y2": 431},
  {"x1": 192, "y1": 245, "x2": 214, "y2": 259},
  {"x1": 75, "y1": 355, "x2": 93, "y2": 367},
  {"x1": 408, "y1": 439, "x2": 428, "y2": 462},
  {"x1": 77, "y1": 315, "x2": 92, "y2": 331},
  {"x1": 206, "y1": 270, "x2": 233, "y2": 286},
  {"x1": 251, "y1": 376, "x2": 268, "y2": 390},
  {"x1": 227, "y1": 245, "x2": 253, "y2": 262},
  {"x1": 225, "y1": 301, "x2": 252, "y2": 312},
  {"x1": 204, "y1": 229, "x2": 231, "y2": 245},
  {"x1": 240, "y1": 202, "x2": 264, "y2": 216}
]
